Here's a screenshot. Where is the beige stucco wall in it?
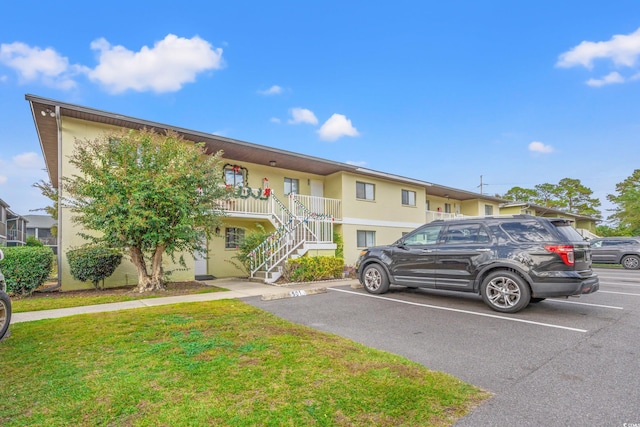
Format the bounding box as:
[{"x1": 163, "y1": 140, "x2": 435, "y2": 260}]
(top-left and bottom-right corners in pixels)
[
  {"x1": 59, "y1": 118, "x2": 193, "y2": 290},
  {"x1": 338, "y1": 172, "x2": 425, "y2": 265}
]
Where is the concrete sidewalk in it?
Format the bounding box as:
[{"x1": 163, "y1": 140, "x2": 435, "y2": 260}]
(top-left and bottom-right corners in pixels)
[{"x1": 12, "y1": 278, "x2": 360, "y2": 324}]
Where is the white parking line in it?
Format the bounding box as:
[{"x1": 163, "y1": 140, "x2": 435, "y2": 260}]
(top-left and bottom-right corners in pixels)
[
  {"x1": 543, "y1": 299, "x2": 624, "y2": 310},
  {"x1": 329, "y1": 288, "x2": 588, "y2": 333},
  {"x1": 600, "y1": 283, "x2": 640, "y2": 288},
  {"x1": 599, "y1": 290, "x2": 640, "y2": 296}
]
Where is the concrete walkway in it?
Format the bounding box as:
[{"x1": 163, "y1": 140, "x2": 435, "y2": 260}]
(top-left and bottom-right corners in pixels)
[{"x1": 12, "y1": 278, "x2": 360, "y2": 323}]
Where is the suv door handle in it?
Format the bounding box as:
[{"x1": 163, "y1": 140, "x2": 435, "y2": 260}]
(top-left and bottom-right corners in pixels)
[
  {"x1": 476, "y1": 248, "x2": 491, "y2": 252},
  {"x1": 421, "y1": 249, "x2": 434, "y2": 253}
]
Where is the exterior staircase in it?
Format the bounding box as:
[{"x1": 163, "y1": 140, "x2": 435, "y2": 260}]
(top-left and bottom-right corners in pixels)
[{"x1": 222, "y1": 189, "x2": 339, "y2": 283}]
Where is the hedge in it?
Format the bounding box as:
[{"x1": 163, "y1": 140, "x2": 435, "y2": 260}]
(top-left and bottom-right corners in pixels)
[
  {"x1": 283, "y1": 256, "x2": 344, "y2": 282},
  {"x1": 0, "y1": 246, "x2": 54, "y2": 296},
  {"x1": 66, "y1": 246, "x2": 123, "y2": 290}
]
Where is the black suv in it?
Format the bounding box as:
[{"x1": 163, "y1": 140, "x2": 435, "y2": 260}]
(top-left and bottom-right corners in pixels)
[
  {"x1": 356, "y1": 215, "x2": 599, "y2": 313},
  {"x1": 589, "y1": 237, "x2": 640, "y2": 269}
]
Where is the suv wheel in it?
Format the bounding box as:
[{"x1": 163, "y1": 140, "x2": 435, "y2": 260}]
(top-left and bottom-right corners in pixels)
[
  {"x1": 621, "y1": 255, "x2": 640, "y2": 270},
  {"x1": 481, "y1": 270, "x2": 531, "y2": 313},
  {"x1": 361, "y1": 264, "x2": 390, "y2": 294},
  {"x1": 0, "y1": 291, "x2": 11, "y2": 340}
]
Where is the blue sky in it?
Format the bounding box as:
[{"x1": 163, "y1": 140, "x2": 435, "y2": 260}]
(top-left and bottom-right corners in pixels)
[{"x1": 1, "y1": 1, "x2": 639, "y2": 220}]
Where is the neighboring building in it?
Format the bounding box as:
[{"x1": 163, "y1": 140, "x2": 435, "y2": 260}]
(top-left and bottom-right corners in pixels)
[
  {"x1": 26, "y1": 94, "x2": 599, "y2": 291},
  {"x1": 25, "y1": 215, "x2": 58, "y2": 254},
  {"x1": 0, "y1": 198, "x2": 8, "y2": 247},
  {"x1": 0, "y1": 198, "x2": 27, "y2": 247},
  {"x1": 499, "y1": 202, "x2": 599, "y2": 240}
]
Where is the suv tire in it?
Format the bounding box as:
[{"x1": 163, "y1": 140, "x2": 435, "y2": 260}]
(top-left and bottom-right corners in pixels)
[
  {"x1": 0, "y1": 291, "x2": 11, "y2": 340},
  {"x1": 621, "y1": 255, "x2": 640, "y2": 270},
  {"x1": 481, "y1": 270, "x2": 531, "y2": 313},
  {"x1": 362, "y1": 264, "x2": 390, "y2": 294}
]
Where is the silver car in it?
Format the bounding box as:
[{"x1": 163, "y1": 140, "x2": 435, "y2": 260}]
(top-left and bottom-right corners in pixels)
[{"x1": 590, "y1": 237, "x2": 640, "y2": 270}]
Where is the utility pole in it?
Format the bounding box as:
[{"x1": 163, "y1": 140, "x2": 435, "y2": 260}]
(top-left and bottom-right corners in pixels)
[{"x1": 478, "y1": 175, "x2": 484, "y2": 195}]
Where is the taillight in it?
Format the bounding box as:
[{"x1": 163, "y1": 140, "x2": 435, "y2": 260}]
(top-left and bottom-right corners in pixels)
[{"x1": 545, "y1": 245, "x2": 575, "y2": 266}]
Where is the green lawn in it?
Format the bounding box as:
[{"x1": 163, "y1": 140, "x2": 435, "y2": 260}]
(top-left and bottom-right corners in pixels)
[
  {"x1": 11, "y1": 284, "x2": 226, "y2": 313},
  {"x1": 1, "y1": 300, "x2": 489, "y2": 426}
]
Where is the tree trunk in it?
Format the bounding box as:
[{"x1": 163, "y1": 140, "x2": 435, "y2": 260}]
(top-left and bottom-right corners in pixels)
[{"x1": 130, "y1": 245, "x2": 166, "y2": 293}]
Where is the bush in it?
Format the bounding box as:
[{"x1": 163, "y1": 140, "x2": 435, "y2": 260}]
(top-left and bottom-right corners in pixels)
[
  {"x1": 0, "y1": 246, "x2": 54, "y2": 296},
  {"x1": 234, "y1": 224, "x2": 271, "y2": 273},
  {"x1": 26, "y1": 236, "x2": 44, "y2": 246},
  {"x1": 66, "y1": 246, "x2": 123, "y2": 289},
  {"x1": 283, "y1": 256, "x2": 344, "y2": 282}
]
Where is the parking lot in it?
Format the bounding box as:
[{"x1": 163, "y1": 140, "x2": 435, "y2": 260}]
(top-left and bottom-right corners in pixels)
[{"x1": 248, "y1": 267, "x2": 640, "y2": 426}]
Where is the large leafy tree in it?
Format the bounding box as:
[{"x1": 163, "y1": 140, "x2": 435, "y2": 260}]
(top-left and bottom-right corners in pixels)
[
  {"x1": 607, "y1": 169, "x2": 640, "y2": 235},
  {"x1": 64, "y1": 128, "x2": 228, "y2": 292},
  {"x1": 502, "y1": 178, "x2": 601, "y2": 218}
]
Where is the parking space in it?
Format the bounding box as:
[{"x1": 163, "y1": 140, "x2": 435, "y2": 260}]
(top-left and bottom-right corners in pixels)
[{"x1": 247, "y1": 267, "x2": 640, "y2": 426}]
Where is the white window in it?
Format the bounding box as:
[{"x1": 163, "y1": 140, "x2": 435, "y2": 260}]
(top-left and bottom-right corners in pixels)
[
  {"x1": 356, "y1": 182, "x2": 375, "y2": 200},
  {"x1": 402, "y1": 190, "x2": 416, "y2": 206},
  {"x1": 225, "y1": 227, "x2": 245, "y2": 249},
  {"x1": 485, "y1": 205, "x2": 494, "y2": 216},
  {"x1": 224, "y1": 165, "x2": 245, "y2": 187},
  {"x1": 284, "y1": 178, "x2": 299, "y2": 195},
  {"x1": 357, "y1": 230, "x2": 376, "y2": 247}
]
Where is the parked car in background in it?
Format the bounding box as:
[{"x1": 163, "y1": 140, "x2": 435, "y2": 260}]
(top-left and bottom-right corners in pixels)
[
  {"x1": 356, "y1": 215, "x2": 599, "y2": 313},
  {"x1": 589, "y1": 237, "x2": 640, "y2": 270},
  {"x1": 0, "y1": 248, "x2": 11, "y2": 340}
]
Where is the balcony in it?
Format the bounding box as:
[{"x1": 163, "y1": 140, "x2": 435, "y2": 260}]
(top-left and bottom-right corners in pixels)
[
  {"x1": 220, "y1": 191, "x2": 342, "y2": 222},
  {"x1": 425, "y1": 210, "x2": 464, "y2": 223},
  {"x1": 8, "y1": 229, "x2": 25, "y2": 242}
]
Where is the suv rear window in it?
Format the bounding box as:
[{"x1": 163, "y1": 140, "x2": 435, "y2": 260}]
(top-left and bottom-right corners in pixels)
[
  {"x1": 553, "y1": 224, "x2": 586, "y2": 243},
  {"x1": 500, "y1": 221, "x2": 555, "y2": 243}
]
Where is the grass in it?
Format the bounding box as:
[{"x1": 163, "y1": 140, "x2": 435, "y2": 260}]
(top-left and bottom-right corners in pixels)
[
  {"x1": 11, "y1": 283, "x2": 226, "y2": 313},
  {"x1": 1, "y1": 300, "x2": 490, "y2": 426}
]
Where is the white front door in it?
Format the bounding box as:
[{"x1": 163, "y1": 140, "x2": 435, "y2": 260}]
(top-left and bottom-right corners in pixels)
[
  {"x1": 310, "y1": 180, "x2": 324, "y2": 213},
  {"x1": 194, "y1": 249, "x2": 207, "y2": 276}
]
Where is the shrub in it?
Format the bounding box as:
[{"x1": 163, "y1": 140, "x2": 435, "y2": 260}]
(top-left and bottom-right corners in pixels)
[
  {"x1": 233, "y1": 224, "x2": 271, "y2": 273},
  {"x1": 26, "y1": 236, "x2": 44, "y2": 246},
  {"x1": 0, "y1": 246, "x2": 54, "y2": 296},
  {"x1": 283, "y1": 256, "x2": 344, "y2": 282},
  {"x1": 66, "y1": 246, "x2": 123, "y2": 290}
]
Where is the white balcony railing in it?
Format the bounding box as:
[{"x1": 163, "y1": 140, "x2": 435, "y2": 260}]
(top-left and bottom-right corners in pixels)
[{"x1": 425, "y1": 210, "x2": 464, "y2": 223}]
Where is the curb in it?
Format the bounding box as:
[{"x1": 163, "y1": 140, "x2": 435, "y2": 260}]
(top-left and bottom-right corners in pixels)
[{"x1": 261, "y1": 287, "x2": 327, "y2": 301}]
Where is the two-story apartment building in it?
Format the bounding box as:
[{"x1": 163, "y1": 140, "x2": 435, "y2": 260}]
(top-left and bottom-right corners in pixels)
[
  {"x1": 0, "y1": 198, "x2": 27, "y2": 247},
  {"x1": 26, "y1": 94, "x2": 598, "y2": 291},
  {"x1": 24, "y1": 215, "x2": 58, "y2": 254}
]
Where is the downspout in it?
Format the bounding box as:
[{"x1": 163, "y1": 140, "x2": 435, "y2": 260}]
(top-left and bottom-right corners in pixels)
[{"x1": 54, "y1": 105, "x2": 62, "y2": 290}]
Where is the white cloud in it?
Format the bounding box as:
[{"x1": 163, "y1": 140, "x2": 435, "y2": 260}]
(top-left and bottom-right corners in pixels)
[
  {"x1": 346, "y1": 160, "x2": 367, "y2": 166},
  {"x1": 13, "y1": 152, "x2": 44, "y2": 169},
  {"x1": 317, "y1": 114, "x2": 360, "y2": 141},
  {"x1": 0, "y1": 175, "x2": 7, "y2": 185},
  {"x1": 270, "y1": 117, "x2": 281, "y2": 124},
  {"x1": 88, "y1": 34, "x2": 224, "y2": 93},
  {"x1": 586, "y1": 71, "x2": 625, "y2": 87},
  {"x1": 0, "y1": 42, "x2": 84, "y2": 89},
  {"x1": 258, "y1": 85, "x2": 282, "y2": 95},
  {"x1": 557, "y1": 27, "x2": 640, "y2": 69},
  {"x1": 528, "y1": 141, "x2": 554, "y2": 154},
  {"x1": 288, "y1": 107, "x2": 318, "y2": 125},
  {"x1": 0, "y1": 75, "x2": 7, "y2": 83}
]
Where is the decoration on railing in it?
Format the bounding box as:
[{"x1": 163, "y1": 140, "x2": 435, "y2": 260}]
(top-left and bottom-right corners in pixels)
[{"x1": 225, "y1": 185, "x2": 272, "y2": 200}]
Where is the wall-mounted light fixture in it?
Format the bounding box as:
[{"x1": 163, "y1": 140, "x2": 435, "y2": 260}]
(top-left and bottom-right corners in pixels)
[
  {"x1": 40, "y1": 108, "x2": 55, "y2": 118},
  {"x1": 444, "y1": 194, "x2": 450, "y2": 199},
  {"x1": 215, "y1": 226, "x2": 221, "y2": 235},
  {"x1": 269, "y1": 160, "x2": 277, "y2": 167}
]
